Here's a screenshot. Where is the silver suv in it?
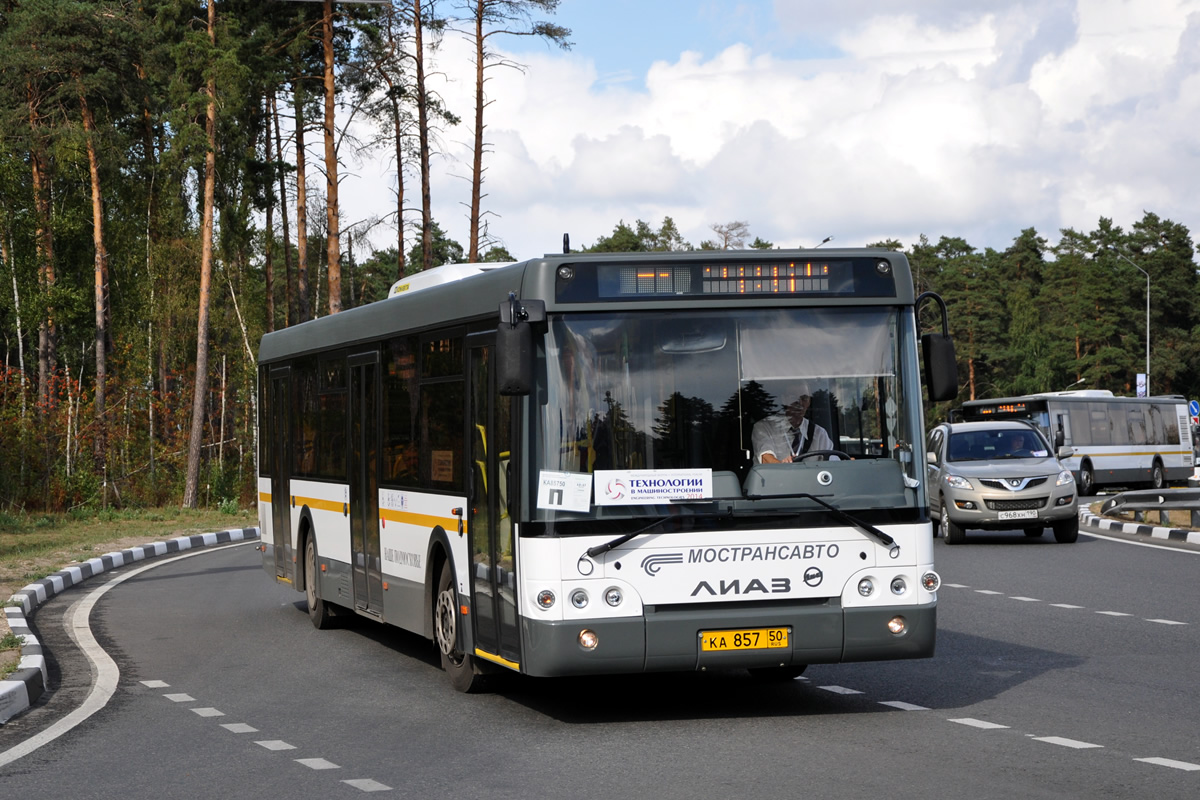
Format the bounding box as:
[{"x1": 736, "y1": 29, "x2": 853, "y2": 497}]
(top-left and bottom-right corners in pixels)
[{"x1": 927, "y1": 420, "x2": 1079, "y2": 544}]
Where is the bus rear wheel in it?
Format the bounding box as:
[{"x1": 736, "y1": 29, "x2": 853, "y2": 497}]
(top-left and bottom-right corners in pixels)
[
  {"x1": 1150, "y1": 461, "x2": 1165, "y2": 490},
  {"x1": 434, "y1": 561, "x2": 490, "y2": 693},
  {"x1": 305, "y1": 536, "x2": 336, "y2": 629},
  {"x1": 1078, "y1": 464, "x2": 1095, "y2": 496}
]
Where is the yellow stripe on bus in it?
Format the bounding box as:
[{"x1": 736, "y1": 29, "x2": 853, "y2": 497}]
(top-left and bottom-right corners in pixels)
[
  {"x1": 259, "y1": 491, "x2": 272, "y2": 503},
  {"x1": 379, "y1": 506, "x2": 467, "y2": 534},
  {"x1": 293, "y1": 495, "x2": 346, "y2": 514},
  {"x1": 474, "y1": 649, "x2": 520, "y2": 671}
]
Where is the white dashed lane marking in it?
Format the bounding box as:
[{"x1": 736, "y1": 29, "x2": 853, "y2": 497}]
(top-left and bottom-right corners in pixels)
[
  {"x1": 879, "y1": 701, "x2": 929, "y2": 711},
  {"x1": 1135, "y1": 757, "x2": 1200, "y2": 771},
  {"x1": 944, "y1": 585, "x2": 1191, "y2": 626},
  {"x1": 949, "y1": 718, "x2": 1010, "y2": 730},
  {"x1": 256, "y1": 740, "x2": 296, "y2": 751},
  {"x1": 190, "y1": 707, "x2": 224, "y2": 718},
  {"x1": 344, "y1": 779, "x2": 393, "y2": 792},
  {"x1": 818, "y1": 685, "x2": 863, "y2": 695},
  {"x1": 1033, "y1": 736, "x2": 1103, "y2": 749},
  {"x1": 145, "y1": 678, "x2": 392, "y2": 792}
]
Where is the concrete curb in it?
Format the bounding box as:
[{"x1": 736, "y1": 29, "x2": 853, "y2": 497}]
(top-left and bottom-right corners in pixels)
[
  {"x1": 0, "y1": 527, "x2": 260, "y2": 725},
  {"x1": 1079, "y1": 508, "x2": 1200, "y2": 545}
]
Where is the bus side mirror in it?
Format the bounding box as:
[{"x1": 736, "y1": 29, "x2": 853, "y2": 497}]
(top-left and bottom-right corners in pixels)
[
  {"x1": 497, "y1": 296, "x2": 545, "y2": 396},
  {"x1": 921, "y1": 332, "x2": 958, "y2": 402},
  {"x1": 1055, "y1": 428, "x2": 1065, "y2": 448}
]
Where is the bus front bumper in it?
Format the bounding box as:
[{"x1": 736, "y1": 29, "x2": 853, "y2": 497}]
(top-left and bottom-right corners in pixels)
[{"x1": 518, "y1": 601, "x2": 936, "y2": 677}]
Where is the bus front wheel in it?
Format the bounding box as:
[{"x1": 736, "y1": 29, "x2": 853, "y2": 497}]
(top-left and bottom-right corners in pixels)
[{"x1": 434, "y1": 561, "x2": 490, "y2": 693}]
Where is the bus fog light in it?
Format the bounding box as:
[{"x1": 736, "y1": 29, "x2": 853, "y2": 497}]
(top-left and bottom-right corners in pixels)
[
  {"x1": 887, "y1": 616, "x2": 907, "y2": 635},
  {"x1": 605, "y1": 587, "x2": 623, "y2": 607},
  {"x1": 570, "y1": 589, "x2": 588, "y2": 609},
  {"x1": 578, "y1": 629, "x2": 599, "y2": 649},
  {"x1": 536, "y1": 589, "x2": 555, "y2": 609},
  {"x1": 890, "y1": 577, "x2": 907, "y2": 595},
  {"x1": 858, "y1": 578, "x2": 874, "y2": 597},
  {"x1": 921, "y1": 571, "x2": 940, "y2": 591}
]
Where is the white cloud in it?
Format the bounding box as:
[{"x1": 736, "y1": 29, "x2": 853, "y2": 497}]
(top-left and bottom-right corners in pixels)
[{"x1": 336, "y1": 0, "x2": 1200, "y2": 263}]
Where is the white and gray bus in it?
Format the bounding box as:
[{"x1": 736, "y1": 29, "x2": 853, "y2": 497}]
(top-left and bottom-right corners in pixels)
[
  {"x1": 961, "y1": 390, "x2": 1194, "y2": 494},
  {"x1": 256, "y1": 248, "x2": 958, "y2": 691}
]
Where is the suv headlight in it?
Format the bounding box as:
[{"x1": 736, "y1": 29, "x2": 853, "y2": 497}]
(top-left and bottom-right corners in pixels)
[
  {"x1": 943, "y1": 474, "x2": 972, "y2": 490},
  {"x1": 1056, "y1": 469, "x2": 1073, "y2": 486}
]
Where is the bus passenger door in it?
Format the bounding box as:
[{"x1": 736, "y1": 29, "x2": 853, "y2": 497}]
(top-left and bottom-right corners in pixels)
[
  {"x1": 468, "y1": 342, "x2": 520, "y2": 666},
  {"x1": 349, "y1": 351, "x2": 384, "y2": 616},
  {"x1": 269, "y1": 368, "x2": 292, "y2": 580}
]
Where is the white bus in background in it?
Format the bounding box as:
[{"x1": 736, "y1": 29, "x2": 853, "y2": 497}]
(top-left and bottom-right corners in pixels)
[{"x1": 960, "y1": 391, "x2": 1194, "y2": 495}]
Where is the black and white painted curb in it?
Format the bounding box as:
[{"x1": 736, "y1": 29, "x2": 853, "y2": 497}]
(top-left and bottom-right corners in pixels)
[
  {"x1": 1079, "y1": 507, "x2": 1200, "y2": 545},
  {"x1": 1, "y1": 527, "x2": 260, "y2": 724}
]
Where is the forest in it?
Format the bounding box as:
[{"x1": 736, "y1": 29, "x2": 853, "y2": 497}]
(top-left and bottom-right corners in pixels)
[{"x1": 0, "y1": 1, "x2": 1198, "y2": 514}]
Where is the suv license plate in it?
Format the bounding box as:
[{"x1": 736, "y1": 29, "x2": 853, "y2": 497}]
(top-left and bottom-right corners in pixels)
[
  {"x1": 700, "y1": 627, "x2": 789, "y2": 652},
  {"x1": 998, "y1": 509, "x2": 1038, "y2": 520}
]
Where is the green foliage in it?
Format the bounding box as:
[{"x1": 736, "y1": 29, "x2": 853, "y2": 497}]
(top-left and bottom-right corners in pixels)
[{"x1": 583, "y1": 217, "x2": 692, "y2": 252}]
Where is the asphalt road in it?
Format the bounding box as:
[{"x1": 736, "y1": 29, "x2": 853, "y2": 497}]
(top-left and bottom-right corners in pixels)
[{"x1": 2, "y1": 531, "x2": 1199, "y2": 799}]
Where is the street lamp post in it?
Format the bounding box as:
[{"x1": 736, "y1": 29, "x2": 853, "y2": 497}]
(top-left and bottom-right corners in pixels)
[{"x1": 1111, "y1": 250, "x2": 1151, "y2": 396}]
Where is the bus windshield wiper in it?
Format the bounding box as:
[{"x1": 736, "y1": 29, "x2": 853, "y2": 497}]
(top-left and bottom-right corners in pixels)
[
  {"x1": 743, "y1": 491, "x2": 897, "y2": 552},
  {"x1": 585, "y1": 516, "x2": 675, "y2": 559}
]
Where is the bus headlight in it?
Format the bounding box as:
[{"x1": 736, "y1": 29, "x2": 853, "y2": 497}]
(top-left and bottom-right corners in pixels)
[
  {"x1": 604, "y1": 587, "x2": 623, "y2": 607},
  {"x1": 578, "y1": 629, "x2": 599, "y2": 649},
  {"x1": 570, "y1": 589, "x2": 588, "y2": 609},
  {"x1": 536, "y1": 589, "x2": 555, "y2": 609},
  {"x1": 887, "y1": 616, "x2": 908, "y2": 635},
  {"x1": 890, "y1": 576, "x2": 907, "y2": 596},
  {"x1": 858, "y1": 578, "x2": 874, "y2": 597}
]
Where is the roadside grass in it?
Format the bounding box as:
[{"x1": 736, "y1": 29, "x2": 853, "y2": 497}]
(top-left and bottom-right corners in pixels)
[
  {"x1": 0, "y1": 506, "x2": 257, "y2": 613},
  {"x1": 0, "y1": 505, "x2": 256, "y2": 682}
]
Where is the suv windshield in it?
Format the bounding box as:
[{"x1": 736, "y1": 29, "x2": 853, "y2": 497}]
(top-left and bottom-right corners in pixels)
[
  {"x1": 532, "y1": 307, "x2": 921, "y2": 521},
  {"x1": 948, "y1": 429, "x2": 1050, "y2": 462}
]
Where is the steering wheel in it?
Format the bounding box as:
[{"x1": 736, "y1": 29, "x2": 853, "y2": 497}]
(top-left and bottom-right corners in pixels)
[{"x1": 794, "y1": 449, "x2": 852, "y2": 461}]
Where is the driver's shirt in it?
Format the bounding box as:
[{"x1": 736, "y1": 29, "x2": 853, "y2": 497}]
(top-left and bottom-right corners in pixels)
[{"x1": 751, "y1": 414, "x2": 837, "y2": 463}]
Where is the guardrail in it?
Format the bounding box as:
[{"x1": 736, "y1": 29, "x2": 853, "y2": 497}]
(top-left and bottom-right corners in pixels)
[{"x1": 1099, "y1": 488, "x2": 1200, "y2": 528}]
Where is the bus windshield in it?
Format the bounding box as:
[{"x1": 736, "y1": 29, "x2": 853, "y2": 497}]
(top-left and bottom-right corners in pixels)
[{"x1": 535, "y1": 307, "x2": 917, "y2": 520}]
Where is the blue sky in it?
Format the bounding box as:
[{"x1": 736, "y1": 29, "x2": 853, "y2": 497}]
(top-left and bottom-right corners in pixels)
[{"x1": 335, "y1": 0, "x2": 1200, "y2": 261}]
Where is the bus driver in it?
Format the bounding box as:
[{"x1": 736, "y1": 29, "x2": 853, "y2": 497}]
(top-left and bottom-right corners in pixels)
[{"x1": 752, "y1": 381, "x2": 838, "y2": 463}]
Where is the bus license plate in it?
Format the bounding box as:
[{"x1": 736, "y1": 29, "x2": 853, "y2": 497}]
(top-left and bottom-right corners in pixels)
[
  {"x1": 700, "y1": 627, "x2": 789, "y2": 652},
  {"x1": 998, "y1": 509, "x2": 1037, "y2": 520}
]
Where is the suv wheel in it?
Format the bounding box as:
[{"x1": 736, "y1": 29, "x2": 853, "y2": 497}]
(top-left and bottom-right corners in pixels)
[
  {"x1": 1052, "y1": 516, "x2": 1079, "y2": 544},
  {"x1": 940, "y1": 507, "x2": 966, "y2": 544}
]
